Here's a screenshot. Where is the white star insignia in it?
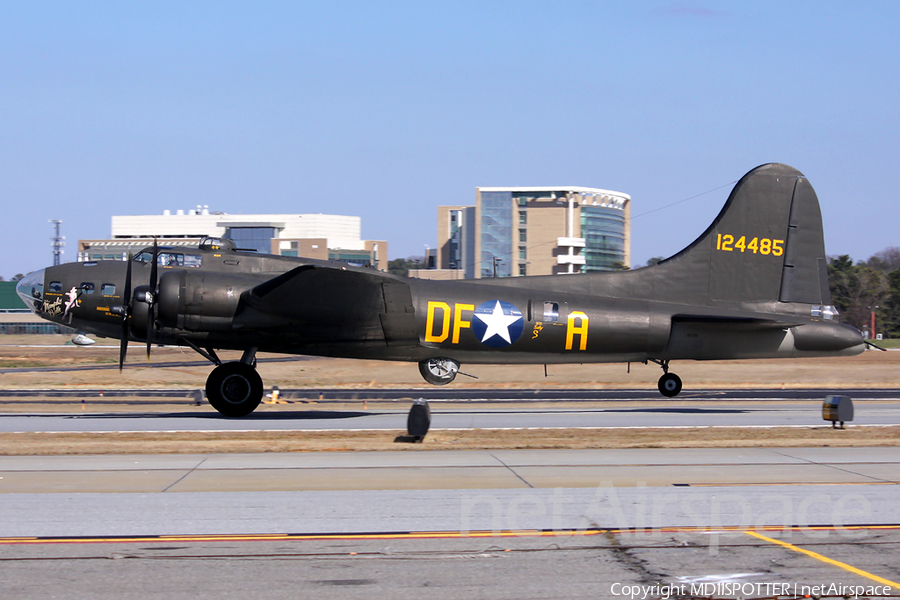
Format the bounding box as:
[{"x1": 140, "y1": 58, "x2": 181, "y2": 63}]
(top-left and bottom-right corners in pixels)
[{"x1": 475, "y1": 301, "x2": 522, "y2": 344}]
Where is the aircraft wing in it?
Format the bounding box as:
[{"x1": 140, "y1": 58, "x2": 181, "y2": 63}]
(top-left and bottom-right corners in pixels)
[
  {"x1": 246, "y1": 264, "x2": 391, "y2": 317},
  {"x1": 237, "y1": 264, "x2": 397, "y2": 341}
]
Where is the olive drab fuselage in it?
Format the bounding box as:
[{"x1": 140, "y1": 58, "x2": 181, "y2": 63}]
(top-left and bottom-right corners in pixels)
[{"x1": 18, "y1": 164, "x2": 867, "y2": 416}]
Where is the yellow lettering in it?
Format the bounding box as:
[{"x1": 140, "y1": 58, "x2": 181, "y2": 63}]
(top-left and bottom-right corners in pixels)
[
  {"x1": 424, "y1": 301, "x2": 451, "y2": 343},
  {"x1": 452, "y1": 303, "x2": 474, "y2": 344},
  {"x1": 565, "y1": 311, "x2": 589, "y2": 351},
  {"x1": 721, "y1": 234, "x2": 734, "y2": 251},
  {"x1": 716, "y1": 235, "x2": 785, "y2": 257}
]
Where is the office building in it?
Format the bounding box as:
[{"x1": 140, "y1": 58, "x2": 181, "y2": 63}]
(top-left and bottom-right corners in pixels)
[
  {"x1": 79, "y1": 206, "x2": 388, "y2": 271},
  {"x1": 416, "y1": 186, "x2": 630, "y2": 279}
]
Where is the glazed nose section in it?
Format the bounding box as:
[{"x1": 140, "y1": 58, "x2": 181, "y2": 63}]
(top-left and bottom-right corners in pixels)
[{"x1": 15, "y1": 269, "x2": 45, "y2": 313}]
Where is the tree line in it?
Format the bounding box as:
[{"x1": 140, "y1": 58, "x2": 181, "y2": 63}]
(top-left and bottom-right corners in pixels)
[
  {"x1": 829, "y1": 247, "x2": 900, "y2": 338},
  {"x1": 388, "y1": 257, "x2": 426, "y2": 277}
]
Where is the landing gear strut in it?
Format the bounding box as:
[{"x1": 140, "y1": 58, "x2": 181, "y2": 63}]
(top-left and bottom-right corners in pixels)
[
  {"x1": 205, "y1": 347, "x2": 263, "y2": 417},
  {"x1": 650, "y1": 359, "x2": 682, "y2": 398},
  {"x1": 418, "y1": 357, "x2": 459, "y2": 386}
]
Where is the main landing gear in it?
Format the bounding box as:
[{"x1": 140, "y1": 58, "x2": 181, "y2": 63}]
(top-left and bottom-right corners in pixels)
[
  {"x1": 417, "y1": 358, "x2": 479, "y2": 386},
  {"x1": 650, "y1": 359, "x2": 682, "y2": 398},
  {"x1": 191, "y1": 344, "x2": 263, "y2": 418},
  {"x1": 418, "y1": 357, "x2": 460, "y2": 385}
]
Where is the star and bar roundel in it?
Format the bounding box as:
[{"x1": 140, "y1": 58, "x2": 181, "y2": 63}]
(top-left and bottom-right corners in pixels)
[
  {"x1": 423, "y1": 299, "x2": 527, "y2": 348},
  {"x1": 471, "y1": 300, "x2": 524, "y2": 348}
]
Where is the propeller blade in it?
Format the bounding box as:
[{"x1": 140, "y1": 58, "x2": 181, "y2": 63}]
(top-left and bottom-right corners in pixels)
[
  {"x1": 149, "y1": 238, "x2": 158, "y2": 294},
  {"x1": 119, "y1": 253, "x2": 133, "y2": 372},
  {"x1": 119, "y1": 319, "x2": 128, "y2": 371},
  {"x1": 123, "y1": 252, "x2": 132, "y2": 304},
  {"x1": 147, "y1": 239, "x2": 158, "y2": 361},
  {"x1": 146, "y1": 306, "x2": 154, "y2": 360}
]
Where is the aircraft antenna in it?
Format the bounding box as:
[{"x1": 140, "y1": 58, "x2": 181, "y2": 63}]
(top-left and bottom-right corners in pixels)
[{"x1": 50, "y1": 219, "x2": 65, "y2": 266}]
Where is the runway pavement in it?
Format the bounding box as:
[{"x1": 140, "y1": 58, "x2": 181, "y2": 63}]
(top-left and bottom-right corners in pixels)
[
  {"x1": 2, "y1": 400, "x2": 900, "y2": 432},
  {"x1": 1, "y1": 447, "x2": 899, "y2": 599},
  {"x1": 2, "y1": 391, "x2": 900, "y2": 599},
  {"x1": 0, "y1": 447, "x2": 898, "y2": 542}
]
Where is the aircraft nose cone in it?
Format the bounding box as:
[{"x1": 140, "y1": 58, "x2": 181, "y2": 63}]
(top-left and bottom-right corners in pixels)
[{"x1": 15, "y1": 269, "x2": 45, "y2": 314}]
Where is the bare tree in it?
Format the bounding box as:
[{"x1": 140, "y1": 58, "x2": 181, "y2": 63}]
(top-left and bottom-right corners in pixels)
[{"x1": 865, "y1": 247, "x2": 900, "y2": 273}]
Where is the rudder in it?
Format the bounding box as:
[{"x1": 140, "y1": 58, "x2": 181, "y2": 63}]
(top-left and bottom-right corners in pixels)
[{"x1": 778, "y1": 175, "x2": 830, "y2": 304}]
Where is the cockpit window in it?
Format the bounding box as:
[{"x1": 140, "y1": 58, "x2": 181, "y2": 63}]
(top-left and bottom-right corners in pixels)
[
  {"x1": 15, "y1": 270, "x2": 45, "y2": 310},
  {"x1": 159, "y1": 252, "x2": 184, "y2": 267},
  {"x1": 49, "y1": 281, "x2": 63, "y2": 293},
  {"x1": 80, "y1": 282, "x2": 95, "y2": 294},
  {"x1": 199, "y1": 237, "x2": 236, "y2": 252},
  {"x1": 101, "y1": 284, "x2": 116, "y2": 296},
  {"x1": 134, "y1": 251, "x2": 193, "y2": 267}
]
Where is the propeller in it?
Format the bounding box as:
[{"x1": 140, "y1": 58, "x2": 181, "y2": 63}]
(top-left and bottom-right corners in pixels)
[
  {"x1": 117, "y1": 252, "x2": 133, "y2": 371},
  {"x1": 113, "y1": 240, "x2": 159, "y2": 371}
]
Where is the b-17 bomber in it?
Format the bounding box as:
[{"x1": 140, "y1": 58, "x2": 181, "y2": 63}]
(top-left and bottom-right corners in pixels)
[{"x1": 18, "y1": 164, "x2": 865, "y2": 417}]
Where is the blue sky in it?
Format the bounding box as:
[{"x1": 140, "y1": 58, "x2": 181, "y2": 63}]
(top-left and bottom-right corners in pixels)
[{"x1": 2, "y1": 1, "x2": 899, "y2": 278}]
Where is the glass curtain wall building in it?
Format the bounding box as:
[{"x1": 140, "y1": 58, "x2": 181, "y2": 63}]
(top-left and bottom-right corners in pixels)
[
  {"x1": 426, "y1": 187, "x2": 630, "y2": 280},
  {"x1": 479, "y1": 191, "x2": 514, "y2": 278},
  {"x1": 472, "y1": 186, "x2": 630, "y2": 278},
  {"x1": 224, "y1": 227, "x2": 277, "y2": 254},
  {"x1": 580, "y1": 205, "x2": 627, "y2": 271}
]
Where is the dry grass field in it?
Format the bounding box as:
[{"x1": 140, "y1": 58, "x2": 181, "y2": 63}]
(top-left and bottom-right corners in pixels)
[
  {"x1": 1, "y1": 334, "x2": 899, "y2": 391},
  {"x1": 0, "y1": 335, "x2": 897, "y2": 454}
]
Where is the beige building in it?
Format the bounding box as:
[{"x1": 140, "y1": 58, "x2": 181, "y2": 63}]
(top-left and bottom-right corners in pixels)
[{"x1": 414, "y1": 186, "x2": 630, "y2": 279}]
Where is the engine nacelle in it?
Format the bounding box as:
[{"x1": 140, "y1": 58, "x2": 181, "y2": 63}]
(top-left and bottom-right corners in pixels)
[
  {"x1": 129, "y1": 285, "x2": 153, "y2": 339},
  {"x1": 157, "y1": 270, "x2": 256, "y2": 331}
]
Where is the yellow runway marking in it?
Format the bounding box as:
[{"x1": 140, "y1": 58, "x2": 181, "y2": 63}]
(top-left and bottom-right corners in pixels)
[
  {"x1": 3, "y1": 525, "x2": 900, "y2": 546},
  {"x1": 0, "y1": 530, "x2": 607, "y2": 545},
  {"x1": 745, "y1": 530, "x2": 900, "y2": 590},
  {"x1": 688, "y1": 481, "x2": 898, "y2": 487}
]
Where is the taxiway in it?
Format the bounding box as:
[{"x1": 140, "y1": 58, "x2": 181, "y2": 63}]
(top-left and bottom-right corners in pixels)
[
  {"x1": 1, "y1": 448, "x2": 899, "y2": 599},
  {"x1": 2, "y1": 400, "x2": 900, "y2": 432},
  {"x1": 1, "y1": 389, "x2": 899, "y2": 599}
]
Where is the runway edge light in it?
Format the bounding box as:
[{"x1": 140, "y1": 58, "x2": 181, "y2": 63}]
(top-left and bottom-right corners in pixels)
[
  {"x1": 823, "y1": 395, "x2": 853, "y2": 428},
  {"x1": 407, "y1": 399, "x2": 432, "y2": 442}
]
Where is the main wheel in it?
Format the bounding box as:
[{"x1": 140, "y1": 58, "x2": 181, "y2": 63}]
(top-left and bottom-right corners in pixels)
[
  {"x1": 418, "y1": 357, "x2": 460, "y2": 386},
  {"x1": 206, "y1": 362, "x2": 264, "y2": 417},
  {"x1": 658, "y1": 372, "x2": 683, "y2": 398}
]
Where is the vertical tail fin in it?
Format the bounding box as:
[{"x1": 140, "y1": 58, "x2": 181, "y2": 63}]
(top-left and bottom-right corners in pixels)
[{"x1": 660, "y1": 163, "x2": 830, "y2": 307}]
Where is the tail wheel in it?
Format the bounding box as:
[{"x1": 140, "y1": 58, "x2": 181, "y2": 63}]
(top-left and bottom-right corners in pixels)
[
  {"x1": 658, "y1": 372, "x2": 683, "y2": 397},
  {"x1": 418, "y1": 357, "x2": 460, "y2": 386},
  {"x1": 206, "y1": 362, "x2": 263, "y2": 417}
]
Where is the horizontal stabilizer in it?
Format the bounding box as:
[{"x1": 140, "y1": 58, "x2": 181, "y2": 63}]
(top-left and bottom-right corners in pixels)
[{"x1": 671, "y1": 314, "x2": 804, "y2": 330}]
